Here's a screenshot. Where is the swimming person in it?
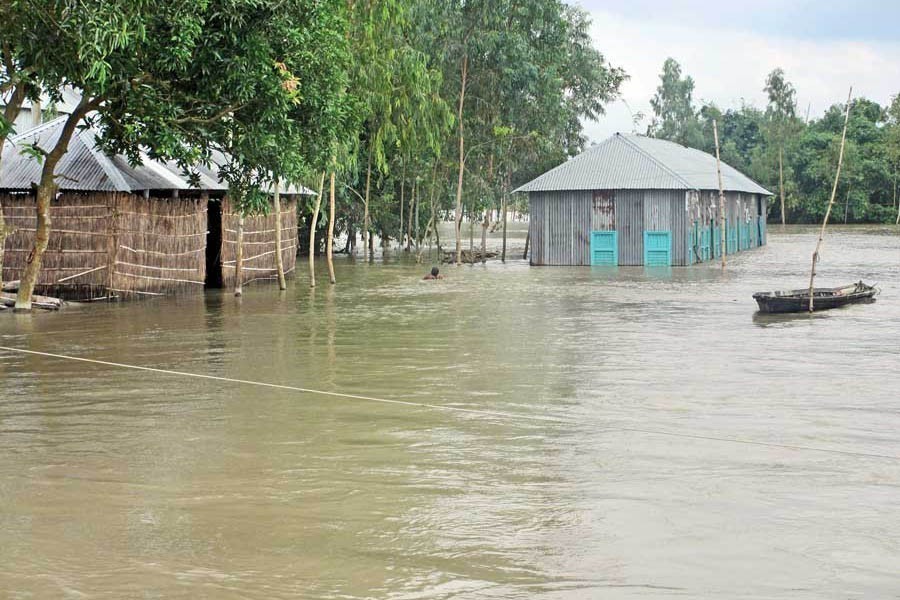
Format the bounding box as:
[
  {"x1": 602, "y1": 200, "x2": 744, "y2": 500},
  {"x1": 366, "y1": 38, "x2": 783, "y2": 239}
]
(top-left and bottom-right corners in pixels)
[{"x1": 423, "y1": 267, "x2": 443, "y2": 280}]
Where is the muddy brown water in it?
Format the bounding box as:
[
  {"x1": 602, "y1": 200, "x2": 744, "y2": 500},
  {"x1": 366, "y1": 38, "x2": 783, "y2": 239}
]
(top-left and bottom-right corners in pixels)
[{"x1": 1, "y1": 225, "x2": 899, "y2": 599}]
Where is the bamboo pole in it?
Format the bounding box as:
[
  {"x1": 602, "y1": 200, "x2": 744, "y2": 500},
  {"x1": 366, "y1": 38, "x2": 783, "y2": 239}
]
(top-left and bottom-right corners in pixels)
[
  {"x1": 808, "y1": 87, "x2": 853, "y2": 312},
  {"x1": 326, "y1": 171, "x2": 336, "y2": 285},
  {"x1": 234, "y1": 211, "x2": 244, "y2": 297},
  {"x1": 407, "y1": 179, "x2": 415, "y2": 252},
  {"x1": 501, "y1": 184, "x2": 508, "y2": 263},
  {"x1": 363, "y1": 148, "x2": 372, "y2": 260},
  {"x1": 779, "y1": 147, "x2": 786, "y2": 226},
  {"x1": 414, "y1": 181, "x2": 420, "y2": 253},
  {"x1": 893, "y1": 168, "x2": 898, "y2": 224},
  {"x1": 454, "y1": 54, "x2": 468, "y2": 266},
  {"x1": 713, "y1": 119, "x2": 727, "y2": 268},
  {"x1": 399, "y1": 161, "x2": 405, "y2": 249},
  {"x1": 308, "y1": 172, "x2": 325, "y2": 288}
]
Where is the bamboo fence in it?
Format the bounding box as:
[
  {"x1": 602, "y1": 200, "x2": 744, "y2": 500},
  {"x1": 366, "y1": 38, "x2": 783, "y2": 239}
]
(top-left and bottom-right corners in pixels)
[
  {"x1": 0, "y1": 191, "x2": 208, "y2": 299},
  {"x1": 220, "y1": 196, "x2": 298, "y2": 289},
  {"x1": 109, "y1": 194, "x2": 208, "y2": 298}
]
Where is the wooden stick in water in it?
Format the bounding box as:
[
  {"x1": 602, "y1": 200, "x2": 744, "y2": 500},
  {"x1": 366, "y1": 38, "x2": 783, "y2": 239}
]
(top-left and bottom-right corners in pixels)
[
  {"x1": 808, "y1": 87, "x2": 852, "y2": 312},
  {"x1": 273, "y1": 180, "x2": 287, "y2": 291},
  {"x1": 326, "y1": 171, "x2": 336, "y2": 285},
  {"x1": 713, "y1": 119, "x2": 726, "y2": 269},
  {"x1": 308, "y1": 172, "x2": 325, "y2": 288}
]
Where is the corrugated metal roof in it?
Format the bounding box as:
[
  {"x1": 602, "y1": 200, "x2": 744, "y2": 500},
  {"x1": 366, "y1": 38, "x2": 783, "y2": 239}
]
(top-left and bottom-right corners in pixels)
[
  {"x1": 0, "y1": 117, "x2": 315, "y2": 195},
  {"x1": 514, "y1": 133, "x2": 772, "y2": 195}
]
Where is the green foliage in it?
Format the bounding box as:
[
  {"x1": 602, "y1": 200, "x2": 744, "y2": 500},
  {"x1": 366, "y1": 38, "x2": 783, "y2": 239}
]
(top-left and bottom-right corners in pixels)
[
  {"x1": 647, "y1": 58, "x2": 899, "y2": 224},
  {"x1": 648, "y1": 58, "x2": 701, "y2": 147}
]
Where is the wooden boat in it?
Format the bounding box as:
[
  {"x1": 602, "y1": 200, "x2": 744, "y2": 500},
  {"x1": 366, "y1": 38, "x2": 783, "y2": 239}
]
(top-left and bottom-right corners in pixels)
[{"x1": 753, "y1": 281, "x2": 878, "y2": 313}]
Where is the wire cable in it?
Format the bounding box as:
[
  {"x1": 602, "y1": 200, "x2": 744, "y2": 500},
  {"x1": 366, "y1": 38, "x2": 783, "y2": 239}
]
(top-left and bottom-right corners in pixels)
[{"x1": 2, "y1": 345, "x2": 898, "y2": 462}]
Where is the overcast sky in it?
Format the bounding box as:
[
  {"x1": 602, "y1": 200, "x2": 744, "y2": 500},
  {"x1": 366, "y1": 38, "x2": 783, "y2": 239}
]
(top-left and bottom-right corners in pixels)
[{"x1": 572, "y1": 1, "x2": 900, "y2": 143}]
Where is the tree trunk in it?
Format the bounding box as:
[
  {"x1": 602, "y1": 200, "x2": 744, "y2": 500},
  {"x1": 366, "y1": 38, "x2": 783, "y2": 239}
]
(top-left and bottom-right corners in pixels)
[
  {"x1": 501, "y1": 187, "x2": 508, "y2": 262},
  {"x1": 481, "y1": 211, "x2": 488, "y2": 263},
  {"x1": 363, "y1": 147, "x2": 372, "y2": 260},
  {"x1": 809, "y1": 88, "x2": 852, "y2": 311},
  {"x1": 843, "y1": 185, "x2": 851, "y2": 224},
  {"x1": 414, "y1": 184, "x2": 419, "y2": 253},
  {"x1": 346, "y1": 225, "x2": 355, "y2": 254},
  {"x1": 16, "y1": 98, "x2": 93, "y2": 311},
  {"x1": 468, "y1": 215, "x2": 474, "y2": 264},
  {"x1": 399, "y1": 162, "x2": 405, "y2": 249},
  {"x1": 273, "y1": 180, "x2": 287, "y2": 290},
  {"x1": 417, "y1": 212, "x2": 433, "y2": 263},
  {"x1": 893, "y1": 167, "x2": 899, "y2": 225},
  {"x1": 234, "y1": 212, "x2": 244, "y2": 297},
  {"x1": 406, "y1": 179, "x2": 414, "y2": 252},
  {"x1": 308, "y1": 172, "x2": 325, "y2": 288},
  {"x1": 454, "y1": 54, "x2": 468, "y2": 265},
  {"x1": 327, "y1": 171, "x2": 336, "y2": 284},
  {"x1": 432, "y1": 178, "x2": 441, "y2": 256},
  {"x1": 779, "y1": 146, "x2": 786, "y2": 226}
]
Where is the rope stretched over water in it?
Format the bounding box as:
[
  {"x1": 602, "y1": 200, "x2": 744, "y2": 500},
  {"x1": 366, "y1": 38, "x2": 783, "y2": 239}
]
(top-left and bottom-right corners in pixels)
[
  {"x1": 0, "y1": 346, "x2": 568, "y2": 425},
  {"x1": 1, "y1": 345, "x2": 898, "y2": 462}
]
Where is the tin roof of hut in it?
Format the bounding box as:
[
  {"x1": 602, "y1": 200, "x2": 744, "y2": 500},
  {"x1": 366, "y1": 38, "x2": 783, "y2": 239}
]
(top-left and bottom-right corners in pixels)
[
  {"x1": 0, "y1": 117, "x2": 313, "y2": 195},
  {"x1": 514, "y1": 133, "x2": 772, "y2": 195}
]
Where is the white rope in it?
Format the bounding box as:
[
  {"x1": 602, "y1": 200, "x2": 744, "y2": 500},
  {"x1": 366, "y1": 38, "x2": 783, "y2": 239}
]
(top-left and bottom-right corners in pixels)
[
  {"x1": 0, "y1": 346, "x2": 568, "y2": 424},
  {"x1": 0, "y1": 345, "x2": 897, "y2": 462}
]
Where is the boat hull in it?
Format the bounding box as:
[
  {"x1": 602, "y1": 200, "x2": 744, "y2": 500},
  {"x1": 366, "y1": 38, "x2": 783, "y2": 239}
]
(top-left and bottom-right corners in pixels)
[{"x1": 753, "y1": 282, "x2": 878, "y2": 314}]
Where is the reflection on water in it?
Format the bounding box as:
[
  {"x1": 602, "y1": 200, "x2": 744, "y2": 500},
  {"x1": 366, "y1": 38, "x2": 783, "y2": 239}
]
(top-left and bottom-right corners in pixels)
[{"x1": 1, "y1": 225, "x2": 899, "y2": 599}]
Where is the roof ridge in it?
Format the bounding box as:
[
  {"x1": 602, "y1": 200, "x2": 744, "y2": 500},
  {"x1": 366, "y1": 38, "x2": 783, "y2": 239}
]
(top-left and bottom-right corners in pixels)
[
  {"x1": 8, "y1": 115, "x2": 68, "y2": 142},
  {"x1": 615, "y1": 133, "x2": 695, "y2": 190}
]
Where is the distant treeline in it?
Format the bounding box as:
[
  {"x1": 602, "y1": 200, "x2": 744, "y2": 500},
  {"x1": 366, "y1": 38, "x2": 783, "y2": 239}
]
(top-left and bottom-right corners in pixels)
[{"x1": 645, "y1": 58, "x2": 900, "y2": 224}]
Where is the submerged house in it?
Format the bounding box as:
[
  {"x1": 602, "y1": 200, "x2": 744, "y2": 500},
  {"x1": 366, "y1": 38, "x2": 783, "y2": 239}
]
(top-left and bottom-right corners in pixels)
[
  {"x1": 515, "y1": 133, "x2": 772, "y2": 267},
  {"x1": 0, "y1": 117, "x2": 307, "y2": 299}
]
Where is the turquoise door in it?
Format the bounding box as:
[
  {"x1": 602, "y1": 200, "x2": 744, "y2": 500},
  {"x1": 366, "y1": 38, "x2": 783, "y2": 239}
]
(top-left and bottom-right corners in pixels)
[
  {"x1": 590, "y1": 230, "x2": 618, "y2": 266},
  {"x1": 643, "y1": 231, "x2": 672, "y2": 266}
]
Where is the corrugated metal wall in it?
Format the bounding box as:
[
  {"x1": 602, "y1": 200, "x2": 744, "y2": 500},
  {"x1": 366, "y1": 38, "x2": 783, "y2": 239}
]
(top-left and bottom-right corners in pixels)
[
  {"x1": 529, "y1": 191, "x2": 592, "y2": 265},
  {"x1": 615, "y1": 190, "x2": 642, "y2": 265},
  {"x1": 528, "y1": 189, "x2": 767, "y2": 266}
]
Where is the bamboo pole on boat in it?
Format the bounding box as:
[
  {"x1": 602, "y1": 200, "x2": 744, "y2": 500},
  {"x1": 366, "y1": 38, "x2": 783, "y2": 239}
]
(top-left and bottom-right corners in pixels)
[
  {"x1": 713, "y1": 119, "x2": 727, "y2": 269},
  {"x1": 808, "y1": 87, "x2": 852, "y2": 312}
]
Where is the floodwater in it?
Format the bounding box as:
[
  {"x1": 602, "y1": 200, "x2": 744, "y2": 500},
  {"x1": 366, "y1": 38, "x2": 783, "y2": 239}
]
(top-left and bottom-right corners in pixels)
[{"x1": 1, "y1": 225, "x2": 899, "y2": 599}]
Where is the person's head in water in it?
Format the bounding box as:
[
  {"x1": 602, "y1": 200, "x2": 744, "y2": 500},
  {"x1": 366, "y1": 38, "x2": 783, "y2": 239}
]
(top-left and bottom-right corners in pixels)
[{"x1": 430, "y1": 267, "x2": 439, "y2": 277}]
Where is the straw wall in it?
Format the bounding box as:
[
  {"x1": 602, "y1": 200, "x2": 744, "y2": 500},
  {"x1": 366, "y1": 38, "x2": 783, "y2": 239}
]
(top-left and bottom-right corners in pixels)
[
  {"x1": 109, "y1": 194, "x2": 208, "y2": 298},
  {"x1": 1, "y1": 192, "x2": 117, "y2": 299},
  {"x1": 0, "y1": 191, "x2": 208, "y2": 299},
  {"x1": 220, "y1": 196, "x2": 298, "y2": 289}
]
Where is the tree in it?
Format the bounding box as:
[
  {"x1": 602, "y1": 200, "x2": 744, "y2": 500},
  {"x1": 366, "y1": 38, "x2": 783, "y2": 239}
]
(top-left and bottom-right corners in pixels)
[
  {"x1": 426, "y1": 0, "x2": 624, "y2": 264},
  {"x1": 764, "y1": 68, "x2": 799, "y2": 225},
  {"x1": 886, "y1": 94, "x2": 900, "y2": 223},
  {"x1": 649, "y1": 58, "x2": 701, "y2": 147},
  {"x1": 11, "y1": 0, "x2": 351, "y2": 308}
]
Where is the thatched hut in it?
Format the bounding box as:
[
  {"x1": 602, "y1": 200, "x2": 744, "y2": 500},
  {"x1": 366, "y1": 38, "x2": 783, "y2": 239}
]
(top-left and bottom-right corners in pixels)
[{"x1": 0, "y1": 118, "x2": 308, "y2": 299}]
